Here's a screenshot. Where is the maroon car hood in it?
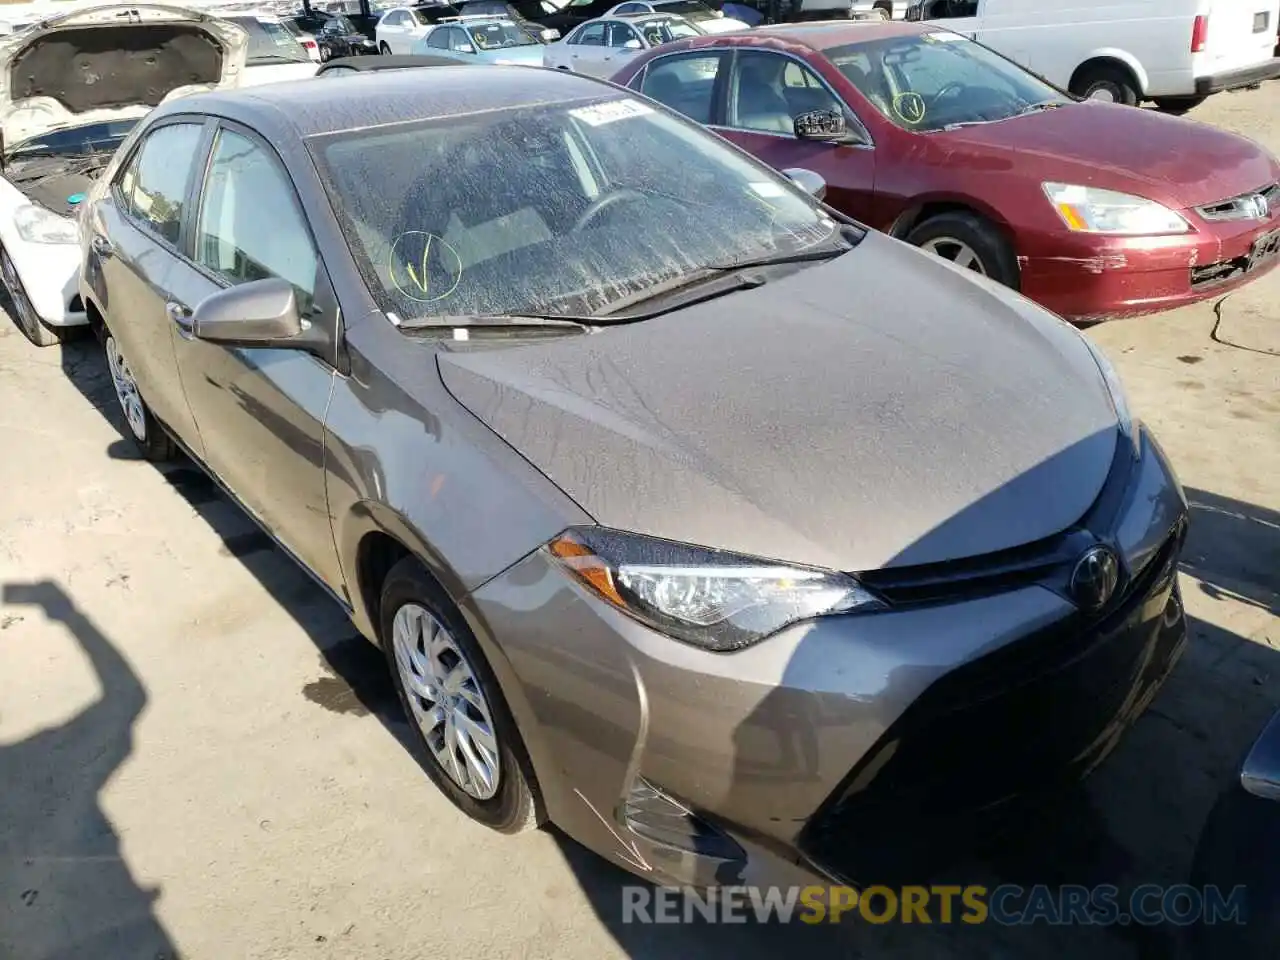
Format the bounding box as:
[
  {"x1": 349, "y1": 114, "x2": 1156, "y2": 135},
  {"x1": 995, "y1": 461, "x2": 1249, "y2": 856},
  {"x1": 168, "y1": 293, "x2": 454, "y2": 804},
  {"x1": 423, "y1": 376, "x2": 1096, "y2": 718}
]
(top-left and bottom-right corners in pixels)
[{"x1": 938, "y1": 101, "x2": 1278, "y2": 209}]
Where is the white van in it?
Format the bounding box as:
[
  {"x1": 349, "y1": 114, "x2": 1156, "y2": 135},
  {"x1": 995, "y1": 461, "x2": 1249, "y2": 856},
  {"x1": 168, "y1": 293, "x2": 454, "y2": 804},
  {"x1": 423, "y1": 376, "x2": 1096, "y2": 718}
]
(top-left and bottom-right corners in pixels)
[{"x1": 905, "y1": 0, "x2": 1280, "y2": 112}]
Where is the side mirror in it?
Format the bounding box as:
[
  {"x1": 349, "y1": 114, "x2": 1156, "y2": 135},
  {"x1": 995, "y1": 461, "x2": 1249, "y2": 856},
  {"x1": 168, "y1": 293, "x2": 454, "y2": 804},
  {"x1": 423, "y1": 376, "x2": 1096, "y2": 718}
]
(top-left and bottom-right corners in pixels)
[
  {"x1": 192, "y1": 278, "x2": 308, "y2": 346},
  {"x1": 781, "y1": 167, "x2": 827, "y2": 202},
  {"x1": 793, "y1": 109, "x2": 855, "y2": 144},
  {"x1": 458, "y1": 43, "x2": 476, "y2": 54},
  {"x1": 624, "y1": 38, "x2": 641, "y2": 49}
]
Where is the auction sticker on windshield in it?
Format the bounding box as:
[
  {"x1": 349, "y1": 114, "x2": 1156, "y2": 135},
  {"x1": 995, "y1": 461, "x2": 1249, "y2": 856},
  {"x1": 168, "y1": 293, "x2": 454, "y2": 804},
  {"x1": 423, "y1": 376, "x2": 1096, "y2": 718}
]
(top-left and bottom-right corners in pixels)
[{"x1": 569, "y1": 99, "x2": 653, "y2": 127}]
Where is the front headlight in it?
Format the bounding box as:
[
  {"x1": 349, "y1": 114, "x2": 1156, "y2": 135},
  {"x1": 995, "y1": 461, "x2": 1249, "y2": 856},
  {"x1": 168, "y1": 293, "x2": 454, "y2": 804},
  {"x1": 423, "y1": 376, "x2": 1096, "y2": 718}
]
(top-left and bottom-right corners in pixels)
[
  {"x1": 1042, "y1": 182, "x2": 1189, "y2": 235},
  {"x1": 1081, "y1": 335, "x2": 1138, "y2": 453},
  {"x1": 544, "y1": 528, "x2": 885, "y2": 652},
  {"x1": 14, "y1": 204, "x2": 78, "y2": 244}
]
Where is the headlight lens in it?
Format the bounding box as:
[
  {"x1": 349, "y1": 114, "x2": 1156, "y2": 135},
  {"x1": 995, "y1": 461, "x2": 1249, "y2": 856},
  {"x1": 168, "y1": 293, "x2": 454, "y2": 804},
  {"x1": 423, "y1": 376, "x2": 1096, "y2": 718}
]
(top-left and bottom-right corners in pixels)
[
  {"x1": 544, "y1": 528, "x2": 884, "y2": 652},
  {"x1": 1081, "y1": 335, "x2": 1138, "y2": 452},
  {"x1": 1043, "y1": 182, "x2": 1189, "y2": 235},
  {"x1": 14, "y1": 204, "x2": 78, "y2": 244}
]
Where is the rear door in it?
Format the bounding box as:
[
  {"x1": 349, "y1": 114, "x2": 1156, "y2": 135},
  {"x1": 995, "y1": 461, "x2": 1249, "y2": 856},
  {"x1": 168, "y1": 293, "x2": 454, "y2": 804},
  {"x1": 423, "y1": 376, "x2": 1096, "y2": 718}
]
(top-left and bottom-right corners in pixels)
[
  {"x1": 92, "y1": 119, "x2": 210, "y2": 453},
  {"x1": 166, "y1": 122, "x2": 343, "y2": 589},
  {"x1": 1199, "y1": 0, "x2": 1280, "y2": 75},
  {"x1": 566, "y1": 21, "x2": 612, "y2": 72}
]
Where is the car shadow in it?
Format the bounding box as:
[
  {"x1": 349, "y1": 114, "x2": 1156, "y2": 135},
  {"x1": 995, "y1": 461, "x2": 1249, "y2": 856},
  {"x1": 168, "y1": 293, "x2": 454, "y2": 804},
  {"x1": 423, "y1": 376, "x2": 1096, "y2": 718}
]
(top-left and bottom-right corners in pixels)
[{"x1": 0, "y1": 581, "x2": 179, "y2": 960}]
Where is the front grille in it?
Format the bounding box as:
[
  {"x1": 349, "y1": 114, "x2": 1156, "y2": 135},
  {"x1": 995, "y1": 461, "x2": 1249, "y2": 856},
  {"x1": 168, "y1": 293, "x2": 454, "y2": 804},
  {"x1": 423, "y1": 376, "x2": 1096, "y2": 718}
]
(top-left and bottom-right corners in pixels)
[
  {"x1": 1195, "y1": 182, "x2": 1280, "y2": 222},
  {"x1": 800, "y1": 530, "x2": 1187, "y2": 886}
]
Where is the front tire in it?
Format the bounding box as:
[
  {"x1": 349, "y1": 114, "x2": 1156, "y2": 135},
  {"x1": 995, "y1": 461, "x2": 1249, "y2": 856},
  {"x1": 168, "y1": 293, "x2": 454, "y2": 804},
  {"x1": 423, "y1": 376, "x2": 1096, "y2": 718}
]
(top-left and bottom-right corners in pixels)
[
  {"x1": 379, "y1": 41, "x2": 391, "y2": 54},
  {"x1": 1, "y1": 248, "x2": 60, "y2": 347},
  {"x1": 905, "y1": 211, "x2": 1020, "y2": 289},
  {"x1": 380, "y1": 556, "x2": 540, "y2": 834},
  {"x1": 103, "y1": 326, "x2": 176, "y2": 461}
]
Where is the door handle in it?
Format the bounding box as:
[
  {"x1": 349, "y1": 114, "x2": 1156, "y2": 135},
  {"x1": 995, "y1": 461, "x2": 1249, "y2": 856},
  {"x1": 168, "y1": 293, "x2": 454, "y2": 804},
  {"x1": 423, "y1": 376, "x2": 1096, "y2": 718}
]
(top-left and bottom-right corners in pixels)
[
  {"x1": 91, "y1": 235, "x2": 113, "y2": 258},
  {"x1": 166, "y1": 301, "x2": 194, "y2": 337}
]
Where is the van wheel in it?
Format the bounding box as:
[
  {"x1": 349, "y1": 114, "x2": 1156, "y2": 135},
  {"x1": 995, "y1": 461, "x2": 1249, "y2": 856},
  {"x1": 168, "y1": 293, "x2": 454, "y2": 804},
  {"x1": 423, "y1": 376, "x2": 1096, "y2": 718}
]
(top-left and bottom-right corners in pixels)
[
  {"x1": 1154, "y1": 95, "x2": 1207, "y2": 116},
  {"x1": 380, "y1": 556, "x2": 541, "y2": 834},
  {"x1": 906, "y1": 211, "x2": 1019, "y2": 289},
  {"x1": 1070, "y1": 63, "x2": 1139, "y2": 106}
]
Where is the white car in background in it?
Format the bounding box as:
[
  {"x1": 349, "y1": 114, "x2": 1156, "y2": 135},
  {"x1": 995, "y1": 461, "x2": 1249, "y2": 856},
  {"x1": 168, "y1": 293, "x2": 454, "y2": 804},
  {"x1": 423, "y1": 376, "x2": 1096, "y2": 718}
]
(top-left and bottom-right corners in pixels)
[
  {"x1": 281, "y1": 17, "x2": 324, "y2": 60},
  {"x1": 543, "y1": 12, "x2": 701, "y2": 76},
  {"x1": 221, "y1": 13, "x2": 319, "y2": 82},
  {"x1": 375, "y1": 4, "x2": 460, "y2": 53},
  {"x1": 607, "y1": 0, "x2": 747, "y2": 32},
  {"x1": 0, "y1": 3, "x2": 246, "y2": 347}
]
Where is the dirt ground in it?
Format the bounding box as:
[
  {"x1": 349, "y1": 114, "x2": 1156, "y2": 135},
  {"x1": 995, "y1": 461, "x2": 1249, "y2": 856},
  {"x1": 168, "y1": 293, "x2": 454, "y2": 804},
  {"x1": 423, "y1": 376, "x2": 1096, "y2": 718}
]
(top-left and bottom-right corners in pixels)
[{"x1": 0, "y1": 87, "x2": 1277, "y2": 960}]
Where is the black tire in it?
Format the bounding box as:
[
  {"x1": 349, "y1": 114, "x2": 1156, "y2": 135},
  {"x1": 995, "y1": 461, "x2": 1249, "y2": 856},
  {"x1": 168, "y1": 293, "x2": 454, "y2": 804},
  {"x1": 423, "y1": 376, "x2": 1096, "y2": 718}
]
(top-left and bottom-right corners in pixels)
[
  {"x1": 1, "y1": 247, "x2": 61, "y2": 347},
  {"x1": 904, "y1": 211, "x2": 1020, "y2": 289},
  {"x1": 379, "y1": 41, "x2": 391, "y2": 54},
  {"x1": 1070, "y1": 63, "x2": 1139, "y2": 106},
  {"x1": 1154, "y1": 95, "x2": 1208, "y2": 116},
  {"x1": 102, "y1": 325, "x2": 176, "y2": 461},
  {"x1": 871, "y1": 3, "x2": 892, "y2": 18},
  {"x1": 379, "y1": 556, "x2": 540, "y2": 834}
]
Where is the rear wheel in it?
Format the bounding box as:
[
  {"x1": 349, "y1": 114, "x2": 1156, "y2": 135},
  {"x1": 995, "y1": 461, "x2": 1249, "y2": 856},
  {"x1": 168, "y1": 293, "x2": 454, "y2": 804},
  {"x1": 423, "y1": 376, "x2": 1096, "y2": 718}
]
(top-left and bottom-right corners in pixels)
[
  {"x1": 1154, "y1": 95, "x2": 1208, "y2": 116},
  {"x1": 103, "y1": 326, "x2": 176, "y2": 461},
  {"x1": 1, "y1": 248, "x2": 60, "y2": 347},
  {"x1": 905, "y1": 211, "x2": 1020, "y2": 289},
  {"x1": 1070, "y1": 63, "x2": 1139, "y2": 106}
]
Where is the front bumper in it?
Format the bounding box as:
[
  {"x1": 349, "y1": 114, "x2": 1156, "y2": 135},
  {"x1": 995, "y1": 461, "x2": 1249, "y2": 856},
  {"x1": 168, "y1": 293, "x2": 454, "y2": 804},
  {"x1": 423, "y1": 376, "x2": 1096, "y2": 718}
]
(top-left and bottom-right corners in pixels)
[
  {"x1": 3, "y1": 239, "x2": 87, "y2": 327},
  {"x1": 1019, "y1": 210, "x2": 1280, "y2": 322},
  {"x1": 1195, "y1": 58, "x2": 1280, "y2": 96},
  {"x1": 468, "y1": 426, "x2": 1188, "y2": 887}
]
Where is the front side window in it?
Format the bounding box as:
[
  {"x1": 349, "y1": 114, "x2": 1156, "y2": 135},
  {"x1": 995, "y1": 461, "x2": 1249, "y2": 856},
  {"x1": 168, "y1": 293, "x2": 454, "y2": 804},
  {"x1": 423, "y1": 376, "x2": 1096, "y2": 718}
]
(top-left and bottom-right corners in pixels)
[
  {"x1": 312, "y1": 95, "x2": 839, "y2": 323},
  {"x1": 638, "y1": 52, "x2": 723, "y2": 124},
  {"x1": 638, "y1": 17, "x2": 700, "y2": 45},
  {"x1": 119, "y1": 122, "x2": 204, "y2": 245},
  {"x1": 728, "y1": 51, "x2": 845, "y2": 134},
  {"x1": 826, "y1": 32, "x2": 1067, "y2": 132},
  {"x1": 195, "y1": 129, "x2": 318, "y2": 309},
  {"x1": 606, "y1": 22, "x2": 640, "y2": 48},
  {"x1": 575, "y1": 22, "x2": 605, "y2": 44},
  {"x1": 426, "y1": 26, "x2": 450, "y2": 47},
  {"x1": 448, "y1": 27, "x2": 475, "y2": 51}
]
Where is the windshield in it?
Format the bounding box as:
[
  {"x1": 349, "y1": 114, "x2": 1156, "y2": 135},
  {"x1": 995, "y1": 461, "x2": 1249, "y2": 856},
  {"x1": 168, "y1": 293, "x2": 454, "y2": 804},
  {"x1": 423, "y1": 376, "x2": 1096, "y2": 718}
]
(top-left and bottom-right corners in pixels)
[
  {"x1": 312, "y1": 97, "x2": 841, "y2": 322},
  {"x1": 654, "y1": 1, "x2": 715, "y2": 19},
  {"x1": 7, "y1": 119, "x2": 138, "y2": 161},
  {"x1": 230, "y1": 17, "x2": 313, "y2": 63},
  {"x1": 826, "y1": 32, "x2": 1068, "y2": 133},
  {"x1": 468, "y1": 21, "x2": 536, "y2": 47},
  {"x1": 640, "y1": 16, "x2": 701, "y2": 42}
]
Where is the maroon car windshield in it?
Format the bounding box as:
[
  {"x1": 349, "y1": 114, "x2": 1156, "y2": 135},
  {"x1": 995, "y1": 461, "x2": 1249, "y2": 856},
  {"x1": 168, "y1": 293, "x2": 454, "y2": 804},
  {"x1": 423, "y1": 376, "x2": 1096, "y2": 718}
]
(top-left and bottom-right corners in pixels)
[{"x1": 825, "y1": 32, "x2": 1068, "y2": 133}]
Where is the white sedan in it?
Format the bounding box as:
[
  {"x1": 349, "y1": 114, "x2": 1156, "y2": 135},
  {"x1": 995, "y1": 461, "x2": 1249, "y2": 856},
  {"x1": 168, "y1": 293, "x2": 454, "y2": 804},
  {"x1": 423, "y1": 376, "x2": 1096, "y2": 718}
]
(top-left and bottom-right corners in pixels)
[
  {"x1": 375, "y1": 5, "x2": 456, "y2": 54},
  {"x1": 607, "y1": 0, "x2": 748, "y2": 33},
  {"x1": 543, "y1": 13, "x2": 701, "y2": 78},
  {"x1": 0, "y1": 3, "x2": 245, "y2": 347}
]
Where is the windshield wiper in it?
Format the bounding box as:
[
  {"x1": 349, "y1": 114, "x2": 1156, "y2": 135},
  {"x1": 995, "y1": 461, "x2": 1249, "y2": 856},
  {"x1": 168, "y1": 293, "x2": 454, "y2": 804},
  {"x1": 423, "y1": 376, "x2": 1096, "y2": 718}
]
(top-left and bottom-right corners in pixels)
[
  {"x1": 1015, "y1": 100, "x2": 1064, "y2": 116},
  {"x1": 395, "y1": 312, "x2": 594, "y2": 332},
  {"x1": 707, "y1": 239, "x2": 856, "y2": 272}
]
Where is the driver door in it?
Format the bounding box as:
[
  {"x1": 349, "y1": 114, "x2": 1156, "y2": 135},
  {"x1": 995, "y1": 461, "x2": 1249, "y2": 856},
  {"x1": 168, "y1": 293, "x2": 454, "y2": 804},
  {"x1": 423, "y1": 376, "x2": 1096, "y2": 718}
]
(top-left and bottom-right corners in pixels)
[{"x1": 915, "y1": 0, "x2": 982, "y2": 38}]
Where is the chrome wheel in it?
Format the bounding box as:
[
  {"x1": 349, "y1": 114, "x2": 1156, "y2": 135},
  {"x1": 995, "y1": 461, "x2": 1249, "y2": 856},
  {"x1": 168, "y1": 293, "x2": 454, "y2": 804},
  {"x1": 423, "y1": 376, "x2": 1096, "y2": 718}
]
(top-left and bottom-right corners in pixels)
[
  {"x1": 1088, "y1": 87, "x2": 1117, "y2": 102},
  {"x1": 920, "y1": 237, "x2": 988, "y2": 275},
  {"x1": 392, "y1": 602, "x2": 500, "y2": 800},
  {"x1": 105, "y1": 334, "x2": 147, "y2": 442}
]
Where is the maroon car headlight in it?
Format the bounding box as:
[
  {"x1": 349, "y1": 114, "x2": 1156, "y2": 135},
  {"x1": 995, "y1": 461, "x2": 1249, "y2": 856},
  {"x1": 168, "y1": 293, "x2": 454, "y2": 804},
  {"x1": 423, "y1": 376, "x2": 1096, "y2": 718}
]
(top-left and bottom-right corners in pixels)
[
  {"x1": 1043, "y1": 182, "x2": 1190, "y2": 235},
  {"x1": 544, "y1": 527, "x2": 885, "y2": 651}
]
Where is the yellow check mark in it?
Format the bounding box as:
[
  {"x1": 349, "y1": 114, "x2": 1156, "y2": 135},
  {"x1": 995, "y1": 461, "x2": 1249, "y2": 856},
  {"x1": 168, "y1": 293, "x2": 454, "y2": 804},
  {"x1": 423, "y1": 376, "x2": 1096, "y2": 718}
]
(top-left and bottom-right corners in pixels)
[{"x1": 406, "y1": 234, "x2": 433, "y2": 296}]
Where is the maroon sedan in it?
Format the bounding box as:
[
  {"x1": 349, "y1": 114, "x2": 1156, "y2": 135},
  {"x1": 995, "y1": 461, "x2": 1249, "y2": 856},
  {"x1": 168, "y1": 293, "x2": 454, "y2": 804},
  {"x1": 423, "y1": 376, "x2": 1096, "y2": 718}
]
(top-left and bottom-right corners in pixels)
[{"x1": 612, "y1": 21, "x2": 1280, "y2": 322}]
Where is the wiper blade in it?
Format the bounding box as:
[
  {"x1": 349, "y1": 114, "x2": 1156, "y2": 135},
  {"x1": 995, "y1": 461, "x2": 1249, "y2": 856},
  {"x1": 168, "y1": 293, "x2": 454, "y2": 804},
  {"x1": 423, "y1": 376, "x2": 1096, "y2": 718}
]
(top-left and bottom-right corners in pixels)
[
  {"x1": 707, "y1": 240, "x2": 855, "y2": 272},
  {"x1": 1016, "y1": 100, "x2": 1064, "y2": 116},
  {"x1": 395, "y1": 312, "x2": 594, "y2": 331}
]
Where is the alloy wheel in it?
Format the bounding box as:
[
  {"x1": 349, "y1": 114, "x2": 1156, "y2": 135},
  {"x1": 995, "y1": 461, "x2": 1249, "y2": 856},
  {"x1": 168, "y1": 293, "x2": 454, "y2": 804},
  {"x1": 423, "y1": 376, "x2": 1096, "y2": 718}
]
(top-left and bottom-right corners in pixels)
[
  {"x1": 1, "y1": 251, "x2": 41, "y2": 340},
  {"x1": 392, "y1": 602, "x2": 501, "y2": 800},
  {"x1": 1088, "y1": 87, "x2": 1117, "y2": 102},
  {"x1": 920, "y1": 237, "x2": 988, "y2": 275},
  {"x1": 105, "y1": 334, "x2": 148, "y2": 442}
]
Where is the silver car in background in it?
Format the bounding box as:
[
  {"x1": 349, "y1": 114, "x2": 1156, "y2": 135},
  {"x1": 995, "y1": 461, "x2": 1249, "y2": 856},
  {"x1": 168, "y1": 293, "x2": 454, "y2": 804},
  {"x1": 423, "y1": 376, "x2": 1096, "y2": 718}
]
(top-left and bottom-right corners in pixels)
[{"x1": 77, "y1": 66, "x2": 1188, "y2": 888}]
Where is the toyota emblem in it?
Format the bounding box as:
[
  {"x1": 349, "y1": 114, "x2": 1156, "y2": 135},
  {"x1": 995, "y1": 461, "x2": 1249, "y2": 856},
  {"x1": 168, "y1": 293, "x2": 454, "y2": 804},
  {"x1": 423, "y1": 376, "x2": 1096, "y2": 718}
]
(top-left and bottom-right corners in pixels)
[{"x1": 1070, "y1": 546, "x2": 1121, "y2": 612}]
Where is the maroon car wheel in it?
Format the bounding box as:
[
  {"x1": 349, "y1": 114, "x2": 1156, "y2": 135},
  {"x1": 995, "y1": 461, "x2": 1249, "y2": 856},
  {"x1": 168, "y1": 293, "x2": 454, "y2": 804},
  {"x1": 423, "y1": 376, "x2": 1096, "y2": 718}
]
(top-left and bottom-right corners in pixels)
[{"x1": 905, "y1": 212, "x2": 1019, "y2": 289}]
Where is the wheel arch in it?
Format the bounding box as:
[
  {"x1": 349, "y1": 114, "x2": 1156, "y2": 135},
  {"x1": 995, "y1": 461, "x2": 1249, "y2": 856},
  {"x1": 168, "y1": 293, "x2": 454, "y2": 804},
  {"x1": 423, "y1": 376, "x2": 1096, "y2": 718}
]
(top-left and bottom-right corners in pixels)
[
  {"x1": 889, "y1": 194, "x2": 1015, "y2": 241},
  {"x1": 1070, "y1": 52, "x2": 1147, "y2": 99}
]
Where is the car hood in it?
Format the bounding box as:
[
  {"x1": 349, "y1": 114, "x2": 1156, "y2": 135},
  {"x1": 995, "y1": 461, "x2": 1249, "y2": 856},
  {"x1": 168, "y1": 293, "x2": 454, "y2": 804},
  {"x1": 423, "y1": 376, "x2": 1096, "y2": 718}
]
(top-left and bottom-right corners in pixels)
[
  {"x1": 938, "y1": 101, "x2": 1279, "y2": 210},
  {"x1": 0, "y1": 3, "x2": 247, "y2": 147},
  {"x1": 438, "y1": 232, "x2": 1121, "y2": 573},
  {"x1": 478, "y1": 45, "x2": 545, "y2": 65}
]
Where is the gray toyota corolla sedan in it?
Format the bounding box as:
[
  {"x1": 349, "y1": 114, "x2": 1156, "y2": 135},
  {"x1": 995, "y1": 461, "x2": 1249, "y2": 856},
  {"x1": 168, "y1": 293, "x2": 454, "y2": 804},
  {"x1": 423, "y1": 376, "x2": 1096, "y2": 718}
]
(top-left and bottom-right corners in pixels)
[{"x1": 78, "y1": 66, "x2": 1189, "y2": 888}]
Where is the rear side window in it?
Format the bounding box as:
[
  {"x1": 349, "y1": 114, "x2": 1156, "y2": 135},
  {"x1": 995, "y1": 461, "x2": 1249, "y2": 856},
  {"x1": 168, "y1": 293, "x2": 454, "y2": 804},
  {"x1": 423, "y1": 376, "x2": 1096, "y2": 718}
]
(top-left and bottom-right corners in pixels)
[
  {"x1": 195, "y1": 129, "x2": 318, "y2": 310},
  {"x1": 117, "y1": 122, "x2": 204, "y2": 246},
  {"x1": 639, "y1": 53, "x2": 723, "y2": 124}
]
